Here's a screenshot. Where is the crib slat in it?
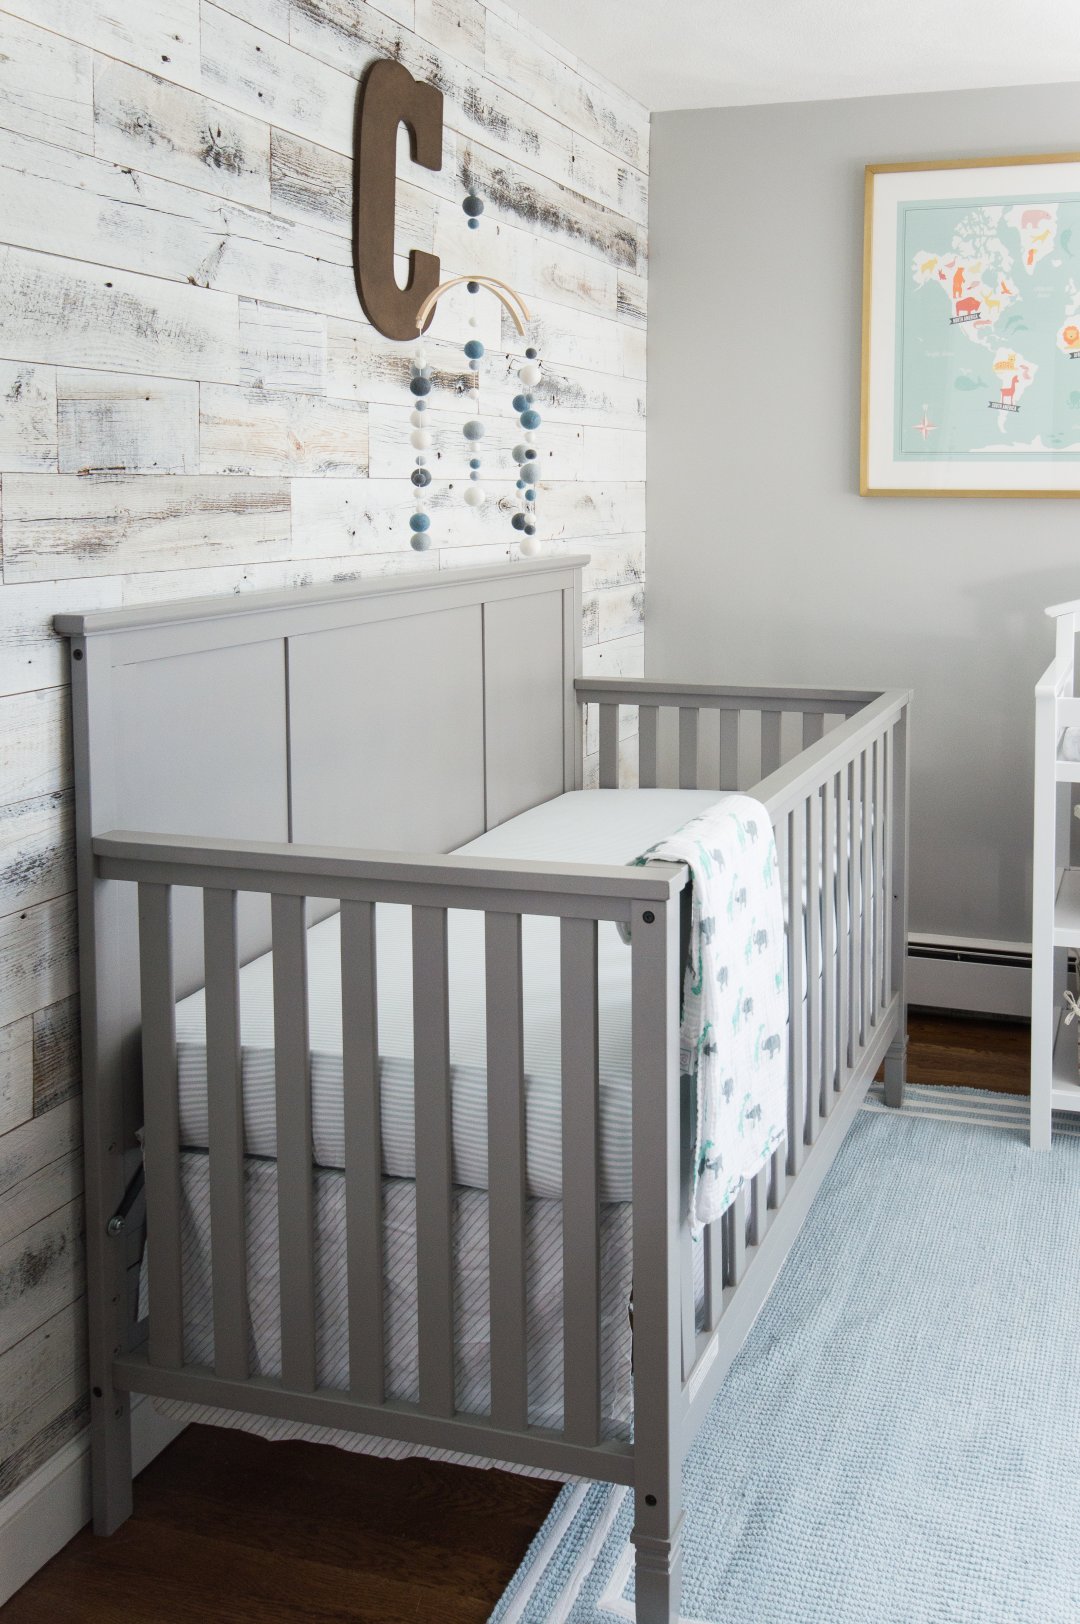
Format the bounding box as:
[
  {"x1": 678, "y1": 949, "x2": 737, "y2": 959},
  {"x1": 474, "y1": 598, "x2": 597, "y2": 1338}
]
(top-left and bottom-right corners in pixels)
[
  {"x1": 802, "y1": 711, "x2": 825, "y2": 749},
  {"x1": 876, "y1": 732, "x2": 887, "y2": 1018},
  {"x1": 203, "y1": 888, "x2": 246, "y2": 1382},
  {"x1": 883, "y1": 726, "x2": 894, "y2": 1009},
  {"x1": 679, "y1": 708, "x2": 699, "y2": 789},
  {"x1": 863, "y1": 744, "x2": 874, "y2": 1030},
  {"x1": 139, "y1": 883, "x2": 183, "y2": 1370},
  {"x1": 599, "y1": 704, "x2": 619, "y2": 788},
  {"x1": 719, "y1": 710, "x2": 739, "y2": 791},
  {"x1": 848, "y1": 757, "x2": 863, "y2": 1060},
  {"x1": 806, "y1": 786, "x2": 823, "y2": 1141},
  {"x1": 561, "y1": 918, "x2": 602, "y2": 1446},
  {"x1": 770, "y1": 1146, "x2": 786, "y2": 1211},
  {"x1": 724, "y1": 1189, "x2": 746, "y2": 1287},
  {"x1": 272, "y1": 893, "x2": 315, "y2": 1392},
  {"x1": 704, "y1": 1220, "x2": 724, "y2": 1332},
  {"x1": 341, "y1": 899, "x2": 383, "y2": 1404},
  {"x1": 487, "y1": 912, "x2": 527, "y2": 1432},
  {"x1": 749, "y1": 1168, "x2": 768, "y2": 1245},
  {"x1": 822, "y1": 774, "x2": 838, "y2": 1112},
  {"x1": 837, "y1": 762, "x2": 852, "y2": 1080},
  {"x1": 638, "y1": 705, "x2": 658, "y2": 788},
  {"x1": 760, "y1": 709, "x2": 781, "y2": 777},
  {"x1": 413, "y1": 905, "x2": 454, "y2": 1417},
  {"x1": 788, "y1": 805, "x2": 807, "y2": 1173}
]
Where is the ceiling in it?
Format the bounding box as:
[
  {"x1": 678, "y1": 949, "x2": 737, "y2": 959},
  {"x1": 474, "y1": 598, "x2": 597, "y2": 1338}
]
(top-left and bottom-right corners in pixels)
[{"x1": 509, "y1": 0, "x2": 1080, "y2": 114}]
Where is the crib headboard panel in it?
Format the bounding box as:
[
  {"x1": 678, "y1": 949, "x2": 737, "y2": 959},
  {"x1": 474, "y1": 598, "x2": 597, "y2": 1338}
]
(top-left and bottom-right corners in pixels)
[{"x1": 57, "y1": 556, "x2": 585, "y2": 1125}]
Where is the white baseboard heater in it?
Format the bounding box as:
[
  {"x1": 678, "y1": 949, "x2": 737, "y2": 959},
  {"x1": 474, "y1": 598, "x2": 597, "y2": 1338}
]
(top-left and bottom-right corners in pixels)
[{"x1": 907, "y1": 935, "x2": 1032, "y2": 1020}]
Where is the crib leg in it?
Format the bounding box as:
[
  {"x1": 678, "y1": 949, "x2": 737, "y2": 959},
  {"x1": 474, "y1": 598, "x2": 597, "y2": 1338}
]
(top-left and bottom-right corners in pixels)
[
  {"x1": 633, "y1": 1517, "x2": 684, "y2": 1623},
  {"x1": 883, "y1": 1029, "x2": 907, "y2": 1109}
]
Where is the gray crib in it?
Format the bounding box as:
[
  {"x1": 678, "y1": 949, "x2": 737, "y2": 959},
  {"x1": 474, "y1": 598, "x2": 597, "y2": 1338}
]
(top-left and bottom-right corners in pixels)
[{"x1": 58, "y1": 556, "x2": 910, "y2": 1624}]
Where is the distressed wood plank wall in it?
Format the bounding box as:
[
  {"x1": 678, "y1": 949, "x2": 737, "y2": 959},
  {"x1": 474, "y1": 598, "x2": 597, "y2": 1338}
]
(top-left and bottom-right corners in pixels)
[{"x1": 0, "y1": 0, "x2": 646, "y2": 1504}]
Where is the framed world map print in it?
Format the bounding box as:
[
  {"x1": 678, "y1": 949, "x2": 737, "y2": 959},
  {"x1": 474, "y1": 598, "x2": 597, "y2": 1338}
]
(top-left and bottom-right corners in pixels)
[{"x1": 861, "y1": 153, "x2": 1080, "y2": 496}]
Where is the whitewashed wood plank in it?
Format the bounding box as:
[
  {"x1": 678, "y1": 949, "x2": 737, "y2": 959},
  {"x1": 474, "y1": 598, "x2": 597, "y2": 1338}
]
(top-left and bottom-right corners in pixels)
[
  {"x1": 413, "y1": 0, "x2": 483, "y2": 70},
  {"x1": 483, "y1": 10, "x2": 647, "y2": 169},
  {"x1": 581, "y1": 595, "x2": 599, "y2": 647},
  {"x1": 32, "y1": 994, "x2": 80, "y2": 1117},
  {"x1": 93, "y1": 56, "x2": 271, "y2": 208},
  {"x1": 0, "y1": 244, "x2": 240, "y2": 385},
  {"x1": 200, "y1": 1, "x2": 358, "y2": 154},
  {"x1": 0, "y1": 1017, "x2": 33, "y2": 1138},
  {"x1": 0, "y1": 578, "x2": 122, "y2": 697},
  {"x1": 582, "y1": 732, "x2": 638, "y2": 792},
  {"x1": 366, "y1": 402, "x2": 582, "y2": 482},
  {"x1": 0, "y1": 689, "x2": 70, "y2": 802},
  {"x1": 0, "y1": 125, "x2": 358, "y2": 323},
  {"x1": 529, "y1": 239, "x2": 619, "y2": 322},
  {"x1": 571, "y1": 136, "x2": 649, "y2": 230},
  {"x1": 503, "y1": 298, "x2": 623, "y2": 378},
  {"x1": 581, "y1": 427, "x2": 647, "y2": 482},
  {"x1": 2, "y1": 474, "x2": 291, "y2": 582},
  {"x1": 0, "y1": 1145, "x2": 82, "y2": 1247},
  {"x1": 57, "y1": 370, "x2": 199, "y2": 475},
  {"x1": 0, "y1": 1300, "x2": 87, "y2": 1499},
  {"x1": 621, "y1": 324, "x2": 647, "y2": 382},
  {"x1": 4, "y1": 0, "x2": 200, "y2": 83},
  {"x1": 0, "y1": 791, "x2": 73, "y2": 920},
  {"x1": 200, "y1": 385, "x2": 368, "y2": 476},
  {"x1": 0, "y1": 364, "x2": 57, "y2": 473},
  {"x1": 212, "y1": 0, "x2": 290, "y2": 39},
  {"x1": 0, "y1": 12, "x2": 92, "y2": 149},
  {"x1": 239, "y1": 299, "x2": 326, "y2": 394},
  {"x1": 0, "y1": 1098, "x2": 79, "y2": 1199},
  {"x1": 0, "y1": 1196, "x2": 84, "y2": 1358},
  {"x1": 581, "y1": 631, "x2": 645, "y2": 681},
  {"x1": 582, "y1": 536, "x2": 644, "y2": 592},
  {"x1": 326, "y1": 315, "x2": 490, "y2": 412},
  {"x1": 587, "y1": 582, "x2": 645, "y2": 645},
  {"x1": 617, "y1": 269, "x2": 648, "y2": 327},
  {"x1": 538, "y1": 362, "x2": 646, "y2": 433},
  {"x1": 0, "y1": 896, "x2": 77, "y2": 1030},
  {"x1": 543, "y1": 480, "x2": 646, "y2": 540}
]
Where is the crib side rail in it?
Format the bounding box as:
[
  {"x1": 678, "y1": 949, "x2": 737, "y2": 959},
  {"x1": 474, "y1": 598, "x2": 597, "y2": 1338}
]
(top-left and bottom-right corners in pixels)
[{"x1": 93, "y1": 832, "x2": 686, "y2": 1486}]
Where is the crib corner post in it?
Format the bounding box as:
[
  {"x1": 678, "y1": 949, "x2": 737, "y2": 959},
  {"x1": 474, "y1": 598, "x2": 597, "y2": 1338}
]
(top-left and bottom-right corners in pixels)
[
  {"x1": 883, "y1": 699, "x2": 911, "y2": 1109},
  {"x1": 630, "y1": 886, "x2": 685, "y2": 1624}
]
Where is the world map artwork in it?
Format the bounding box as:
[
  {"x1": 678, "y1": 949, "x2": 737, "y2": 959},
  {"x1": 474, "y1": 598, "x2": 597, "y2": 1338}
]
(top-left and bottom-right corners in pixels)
[{"x1": 896, "y1": 195, "x2": 1080, "y2": 460}]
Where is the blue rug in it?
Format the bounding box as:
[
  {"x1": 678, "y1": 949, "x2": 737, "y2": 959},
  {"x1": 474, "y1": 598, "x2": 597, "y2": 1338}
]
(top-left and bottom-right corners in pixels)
[{"x1": 491, "y1": 1086, "x2": 1080, "y2": 1623}]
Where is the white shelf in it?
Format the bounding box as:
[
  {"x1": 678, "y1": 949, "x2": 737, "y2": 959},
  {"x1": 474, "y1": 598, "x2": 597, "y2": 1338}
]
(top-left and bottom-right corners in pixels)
[
  {"x1": 1051, "y1": 1008, "x2": 1080, "y2": 1114},
  {"x1": 1053, "y1": 868, "x2": 1080, "y2": 947}
]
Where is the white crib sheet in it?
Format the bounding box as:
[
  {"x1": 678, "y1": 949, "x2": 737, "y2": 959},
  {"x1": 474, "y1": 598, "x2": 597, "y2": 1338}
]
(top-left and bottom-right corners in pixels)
[{"x1": 176, "y1": 791, "x2": 719, "y2": 1203}]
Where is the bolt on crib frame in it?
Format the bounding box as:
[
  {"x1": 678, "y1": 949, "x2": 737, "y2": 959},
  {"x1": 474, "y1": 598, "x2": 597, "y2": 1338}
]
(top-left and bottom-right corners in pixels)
[{"x1": 60, "y1": 561, "x2": 910, "y2": 1624}]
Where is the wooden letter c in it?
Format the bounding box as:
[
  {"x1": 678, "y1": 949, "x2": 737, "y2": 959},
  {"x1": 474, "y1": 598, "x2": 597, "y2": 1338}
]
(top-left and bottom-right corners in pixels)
[{"x1": 354, "y1": 58, "x2": 443, "y2": 342}]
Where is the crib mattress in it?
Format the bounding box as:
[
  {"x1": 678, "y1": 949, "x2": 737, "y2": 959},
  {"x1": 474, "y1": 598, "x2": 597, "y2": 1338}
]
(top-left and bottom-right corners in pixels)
[
  {"x1": 176, "y1": 791, "x2": 720, "y2": 1203},
  {"x1": 159, "y1": 1149, "x2": 634, "y2": 1443}
]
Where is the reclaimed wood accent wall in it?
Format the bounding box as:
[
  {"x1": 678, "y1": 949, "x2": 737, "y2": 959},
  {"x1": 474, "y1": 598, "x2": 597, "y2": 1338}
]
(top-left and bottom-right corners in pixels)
[{"x1": 0, "y1": 0, "x2": 646, "y2": 1504}]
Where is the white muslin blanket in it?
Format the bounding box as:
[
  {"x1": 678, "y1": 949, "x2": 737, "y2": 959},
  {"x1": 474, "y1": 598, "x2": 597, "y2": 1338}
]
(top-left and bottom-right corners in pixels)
[{"x1": 633, "y1": 795, "x2": 789, "y2": 1230}]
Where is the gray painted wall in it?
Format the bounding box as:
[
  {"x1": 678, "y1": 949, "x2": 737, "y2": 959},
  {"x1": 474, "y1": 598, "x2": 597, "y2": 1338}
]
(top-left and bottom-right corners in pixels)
[{"x1": 646, "y1": 82, "x2": 1080, "y2": 946}]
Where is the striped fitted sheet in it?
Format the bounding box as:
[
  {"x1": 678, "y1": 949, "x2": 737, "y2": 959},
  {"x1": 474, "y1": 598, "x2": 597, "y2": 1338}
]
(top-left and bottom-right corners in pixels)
[
  {"x1": 175, "y1": 791, "x2": 721, "y2": 1204},
  {"x1": 151, "y1": 1150, "x2": 635, "y2": 1459}
]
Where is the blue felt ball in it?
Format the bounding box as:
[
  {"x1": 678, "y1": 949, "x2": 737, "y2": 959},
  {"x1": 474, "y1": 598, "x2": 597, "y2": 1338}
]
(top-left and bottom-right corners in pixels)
[
  {"x1": 525, "y1": 448, "x2": 537, "y2": 460},
  {"x1": 409, "y1": 512, "x2": 431, "y2": 533},
  {"x1": 512, "y1": 394, "x2": 528, "y2": 413},
  {"x1": 463, "y1": 419, "x2": 485, "y2": 441},
  {"x1": 523, "y1": 523, "x2": 536, "y2": 536},
  {"x1": 410, "y1": 376, "x2": 432, "y2": 397},
  {"x1": 525, "y1": 488, "x2": 536, "y2": 502},
  {"x1": 416, "y1": 455, "x2": 427, "y2": 466},
  {"x1": 411, "y1": 468, "x2": 432, "y2": 488},
  {"x1": 470, "y1": 469, "x2": 481, "y2": 480},
  {"x1": 463, "y1": 194, "x2": 485, "y2": 217},
  {"x1": 410, "y1": 533, "x2": 431, "y2": 552},
  {"x1": 469, "y1": 458, "x2": 481, "y2": 469},
  {"x1": 511, "y1": 513, "x2": 527, "y2": 531},
  {"x1": 467, "y1": 280, "x2": 479, "y2": 293},
  {"x1": 516, "y1": 479, "x2": 526, "y2": 490},
  {"x1": 414, "y1": 397, "x2": 426, "y2": 411},
  {"x1": 525, "y1": 347, "x2": 538, "y2": 360},
  {"x1": 464, "y1": 339, "x2": 485, "y2": 360},
  {"x1": 519, "y1": 409, "x2": 541, "y2": 430},
  {"x1": 468, "y1": 218, "x2": 480, "y2": 230},
  {"x1": 512, "y1": 444, "x2": 528, "y2": 464}
]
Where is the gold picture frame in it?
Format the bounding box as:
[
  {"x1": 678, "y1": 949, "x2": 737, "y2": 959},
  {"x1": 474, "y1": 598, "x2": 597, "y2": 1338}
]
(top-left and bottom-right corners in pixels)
[{"x1": 861, "y1": 151, "x2": 1080, "y2": 497}]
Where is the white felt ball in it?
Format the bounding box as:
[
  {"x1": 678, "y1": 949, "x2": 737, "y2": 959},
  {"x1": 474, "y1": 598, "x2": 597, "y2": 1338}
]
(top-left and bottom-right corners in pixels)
[
  {"x1": 523, "y1": 431, "x2": 536, "y2": 445},
  {"x1": 410, "y1": 409, "x2": 426, "y2": 428},
  {"x1": 410, "y1": 428, "x2": 432, "y2": 450},
  {"x1": 463, "y1": 484, "x2": 486, "y2": 507},
  {"x1": 415, "y1": 347, "x2": 428, "y2": 368},
  {"x1": 518, "y1": 533, "x2": 540, "y2": 556},
  {"x1": 519, "y1": 363, "x2": 541, "y2": 387},
  {"x1": 468, "y1": 315, "x2": 479, "y2": 328}
]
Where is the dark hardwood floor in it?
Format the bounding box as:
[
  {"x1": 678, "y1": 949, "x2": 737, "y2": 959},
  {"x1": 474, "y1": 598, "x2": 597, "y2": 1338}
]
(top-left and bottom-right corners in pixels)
[{"x1": 3, "y1": 1012, "x2": 1029, "y2": 1624}]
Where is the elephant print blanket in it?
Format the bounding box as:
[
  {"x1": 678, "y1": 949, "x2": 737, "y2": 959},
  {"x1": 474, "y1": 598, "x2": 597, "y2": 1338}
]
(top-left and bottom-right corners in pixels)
[{"x1": 633, "y1": 795, "x2": 788, "y2": 1230}]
